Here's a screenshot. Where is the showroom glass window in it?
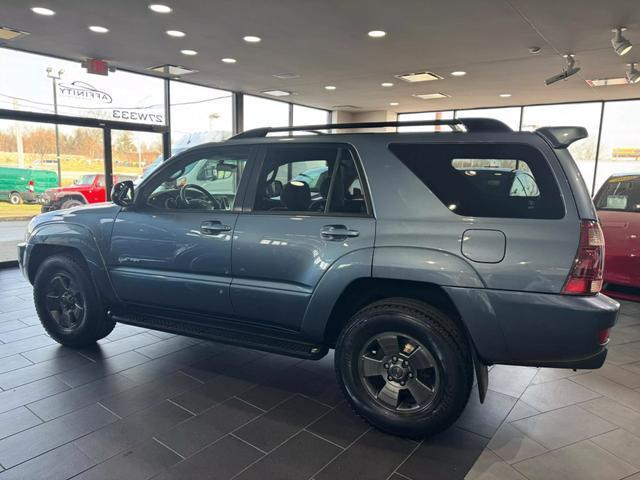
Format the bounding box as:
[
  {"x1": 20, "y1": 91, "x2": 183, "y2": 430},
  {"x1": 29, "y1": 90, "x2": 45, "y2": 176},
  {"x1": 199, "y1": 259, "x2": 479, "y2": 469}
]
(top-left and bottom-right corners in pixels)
[
  {"x1": 456, "y1": 107, "x2": 521, "y2": 131},
  {"x1": 595, "y1": 100, "x2": 640, "y2": 193},
  {"x1": 293, "y1": 105, "x2": 330, "y2": 126},
  {"x1": 170, "y1": 81, "x2": 233, "y2": 151},
  {"x1": 243, "y1": 95, "x2": 289, "y2": 130},
  {"x1": 0, "y1": 48, "x2": 165, "y2": 126},
  {"x1": 397, "y1": 111, "x2": 455, "y2": 132},
  {"x1": 521, "y1": 103, "x2": 602, "y2": 193}
]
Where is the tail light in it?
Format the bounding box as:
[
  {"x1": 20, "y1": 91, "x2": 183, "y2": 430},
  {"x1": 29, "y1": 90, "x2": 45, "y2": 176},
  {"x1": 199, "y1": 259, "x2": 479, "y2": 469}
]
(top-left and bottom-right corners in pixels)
[
  {"x1": 28, "y1": 180, "x2": 35, "y2": 192},
  {"x1": 562, "y1": 220, "x2": 605, "y2": 295}
]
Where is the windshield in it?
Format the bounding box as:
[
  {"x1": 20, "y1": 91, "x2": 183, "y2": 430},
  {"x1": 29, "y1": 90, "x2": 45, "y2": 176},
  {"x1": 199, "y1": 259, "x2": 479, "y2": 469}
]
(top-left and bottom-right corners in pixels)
[
  {"x1": 595, "y1": 175, "x2": 640, "y2": 212},
  {"x1": 75, "y1": 174, "x2": 96, "y2": 186}
]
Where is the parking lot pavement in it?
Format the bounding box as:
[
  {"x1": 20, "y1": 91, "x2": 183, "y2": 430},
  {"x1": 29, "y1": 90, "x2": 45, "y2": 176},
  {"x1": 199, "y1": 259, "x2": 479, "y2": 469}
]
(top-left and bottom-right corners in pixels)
[{"x1": 0, "y1": 220, "x2": 29, "y2": 263}]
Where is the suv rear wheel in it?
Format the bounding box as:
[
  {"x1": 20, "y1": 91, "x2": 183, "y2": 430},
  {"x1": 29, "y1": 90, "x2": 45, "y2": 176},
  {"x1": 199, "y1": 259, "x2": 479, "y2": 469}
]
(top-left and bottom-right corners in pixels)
[
  {"x1": 61, "y1": 198, "x2": 84, "y2": 210},
  {"x1": 335, "y1": 298, "x2": 473, "y2": 437},
  {"x1": 33, "y1": 254, "x2": 115, "y2": 347}
]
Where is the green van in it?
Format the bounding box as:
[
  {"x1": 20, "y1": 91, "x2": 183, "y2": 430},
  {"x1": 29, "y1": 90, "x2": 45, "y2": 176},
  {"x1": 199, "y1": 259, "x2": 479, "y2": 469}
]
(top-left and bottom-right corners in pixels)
[{"x1": 0, "y1": 167, "x2": 59, "y2": 204}]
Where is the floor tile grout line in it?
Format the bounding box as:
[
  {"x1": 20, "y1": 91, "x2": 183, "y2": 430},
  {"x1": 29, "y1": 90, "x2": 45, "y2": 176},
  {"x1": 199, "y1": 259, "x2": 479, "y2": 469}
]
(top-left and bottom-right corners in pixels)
[
  {"x1": 152, "y1": 436, "x2": 186, "y2": 460},
  {"x1": 96, "y1": 401, "x2": 123, "y2": 420},
  {"x1": 229, "y1": 432, "x2": 269, "y2": 455},
  {"x1": 306, "y1": 427, "x2": 373, "y2": 480},
  {"x1": 302, "y1": 428, "x2": 346, "y2": 451},
  {"x1": 232, "y1": 395, "x2": 267, "y2": 413},
  {"x1": 390, "y1": 472, "x2": 414, "y2": 480},
  {"x1": 385, "y1": 439, "x2": 423, "y2": 480},
  {"x1": 23, "y1": 403, "x2": 46, "y2": 423},
  {"x1": 173, "y1": 368, "x2": 206, "y2": 385},
  {"x1": 166, "y1": 398, "x2": 197, "y2": 417}
]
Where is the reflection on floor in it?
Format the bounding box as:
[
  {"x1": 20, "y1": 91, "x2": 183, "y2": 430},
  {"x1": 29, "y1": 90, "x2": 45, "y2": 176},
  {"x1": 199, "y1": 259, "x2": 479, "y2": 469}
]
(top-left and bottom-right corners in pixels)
[{"x1": 0, "y1": 267, "x2": 638, "y2": 480}]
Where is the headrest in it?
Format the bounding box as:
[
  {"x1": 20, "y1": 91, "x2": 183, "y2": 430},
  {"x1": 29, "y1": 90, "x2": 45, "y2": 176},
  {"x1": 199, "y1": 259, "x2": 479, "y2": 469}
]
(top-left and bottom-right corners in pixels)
[
  {"x1": 281, "y1": 181, "x2": 311, "y2": 211},
  {"x1": 318, "y1": 176, "x2": 331, "y2": 199},
  {"x1": 265, "y1": 179, "x2": 283, "y2": 198}
]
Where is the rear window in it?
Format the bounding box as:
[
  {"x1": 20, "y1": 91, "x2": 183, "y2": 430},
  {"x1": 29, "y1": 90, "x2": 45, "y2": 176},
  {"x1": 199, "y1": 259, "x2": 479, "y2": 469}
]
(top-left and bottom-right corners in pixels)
[
  {"x1": 595, "y1": 175, "x2": 640, "y2": 212},
  {"x1": 389, "y1": 143, "x2": 564, "y2": 219}
]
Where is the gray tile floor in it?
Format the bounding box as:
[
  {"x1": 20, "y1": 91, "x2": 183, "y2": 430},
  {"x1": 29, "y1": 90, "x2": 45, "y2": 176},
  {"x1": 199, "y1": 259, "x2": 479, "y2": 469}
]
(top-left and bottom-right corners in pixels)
[{"x1": 0, "y1": 266, "x2": 638, "y2": 480}]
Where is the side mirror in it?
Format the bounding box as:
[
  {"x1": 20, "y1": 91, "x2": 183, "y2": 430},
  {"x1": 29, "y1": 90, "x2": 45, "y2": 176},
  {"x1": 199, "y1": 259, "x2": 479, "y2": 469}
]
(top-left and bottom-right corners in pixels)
[{"x1": 112, "y1": 180, "x2": 134, "y2": 207}]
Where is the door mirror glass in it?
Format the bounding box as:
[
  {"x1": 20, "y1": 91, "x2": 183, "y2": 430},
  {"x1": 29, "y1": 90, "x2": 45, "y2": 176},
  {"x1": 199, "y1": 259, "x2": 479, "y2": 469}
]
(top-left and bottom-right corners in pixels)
[{"x1": 112, "y1": 180, "x2": 134, "y2": 207}]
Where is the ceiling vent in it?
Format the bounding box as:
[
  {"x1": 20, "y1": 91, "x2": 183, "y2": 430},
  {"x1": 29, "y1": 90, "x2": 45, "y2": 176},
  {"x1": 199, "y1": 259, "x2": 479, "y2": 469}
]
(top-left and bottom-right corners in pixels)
[
  {"x1": 332, "y1": 105, "x2": 361, "y2": 110},
  {"x1": 412, "y1": 92, "x2": 451, "y2": 100},
  {"x1": 147, "y1": 64, "x2": 198, "y2": 76},
  {"x1": 585, "y1": 77, "x2": 630, "y2": 87},
  {"x1": 395, "y1": 71, "x2": 443, "y2": 83},
  {"x1": 0, "y1": 26, "x2": 29, "y2": 41},
  {"x1": 272, "y1": 73, "x2": 300, "y2": 80}
]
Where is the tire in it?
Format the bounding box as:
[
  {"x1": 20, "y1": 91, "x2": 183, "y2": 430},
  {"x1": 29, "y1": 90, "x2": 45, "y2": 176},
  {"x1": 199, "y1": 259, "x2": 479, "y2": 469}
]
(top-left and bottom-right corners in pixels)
[
  {"x1": 9, "y1": 192, "x2": 22, "y2": 205},
  {"x1": 335, "y1": 298, "x2": 473, "y2": 438},
  {"x1": 33, "y1": 253, "x2": 115, "y2": 347},
  {"x1": 60, "y1": 199, "x2": 84, "y2": 210}
]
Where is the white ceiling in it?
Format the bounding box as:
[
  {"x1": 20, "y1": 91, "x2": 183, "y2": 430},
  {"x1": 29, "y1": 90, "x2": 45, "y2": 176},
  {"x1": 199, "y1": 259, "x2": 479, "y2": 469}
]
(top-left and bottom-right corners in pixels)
[{"x1": 2, "y1": 0, "x2": 640, "y2": 113}]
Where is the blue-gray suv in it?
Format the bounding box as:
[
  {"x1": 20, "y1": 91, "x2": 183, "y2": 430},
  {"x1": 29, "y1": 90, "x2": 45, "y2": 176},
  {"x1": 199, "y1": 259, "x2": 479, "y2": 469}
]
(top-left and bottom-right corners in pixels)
[{"x1": 17, "y1": 119, "x2": 619, "y2": 437}]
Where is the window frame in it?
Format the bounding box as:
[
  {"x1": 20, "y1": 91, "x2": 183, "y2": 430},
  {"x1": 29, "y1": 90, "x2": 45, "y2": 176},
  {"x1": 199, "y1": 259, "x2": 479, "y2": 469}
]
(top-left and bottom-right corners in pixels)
[
  {"x1": 242, "y1": 142, "x2": 373, "y2": 217},
  {"x1": 131, "y1": 144, "x2": 256, "y2": 214}
]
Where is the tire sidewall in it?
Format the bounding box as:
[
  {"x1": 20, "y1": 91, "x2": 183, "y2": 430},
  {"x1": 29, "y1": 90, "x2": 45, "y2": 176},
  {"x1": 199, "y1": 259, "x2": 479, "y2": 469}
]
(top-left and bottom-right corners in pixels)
[
  {"x1": 336, "y1": 305, "x2": 468, "y2": 437},
  {"x1": 61, "y1": 199, "x2": 83, "y2": 210},
  {"x1": 9, "y1": 192, "x2": 22, "y2": 205},
  {"x1": 33, "y1": 255, "x2": 100, "y2": 345}
]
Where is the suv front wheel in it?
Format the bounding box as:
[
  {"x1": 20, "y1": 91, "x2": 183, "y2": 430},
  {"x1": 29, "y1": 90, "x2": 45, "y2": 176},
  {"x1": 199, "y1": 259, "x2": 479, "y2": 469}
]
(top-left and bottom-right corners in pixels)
[
  {"x1": 33, "y1": 253, "x2": 115, "y2": 347},
  {"x1": 335, "y1": 298, "x2": 473, "y2": 437}
]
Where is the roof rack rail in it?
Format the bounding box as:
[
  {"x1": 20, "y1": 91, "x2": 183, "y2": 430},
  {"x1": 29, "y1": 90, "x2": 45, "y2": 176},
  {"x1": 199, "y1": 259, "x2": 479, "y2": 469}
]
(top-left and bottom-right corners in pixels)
[{"x1": 230, "y1": 117, "x2": 512, "y2": 139}]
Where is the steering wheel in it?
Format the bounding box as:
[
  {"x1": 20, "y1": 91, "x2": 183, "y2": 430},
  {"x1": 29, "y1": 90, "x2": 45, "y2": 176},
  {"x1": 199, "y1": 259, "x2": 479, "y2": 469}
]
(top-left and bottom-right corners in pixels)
[{"x1": 179, "y1": 184, "x2": 218, "y2": 208}]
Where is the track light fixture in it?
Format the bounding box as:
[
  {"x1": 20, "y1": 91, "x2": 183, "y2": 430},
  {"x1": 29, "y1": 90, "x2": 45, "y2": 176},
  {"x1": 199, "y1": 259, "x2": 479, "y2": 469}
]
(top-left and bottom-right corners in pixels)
[
  {"x1": 545, "y1": 54, "x2": 581, "y2": 86},
  {"x1": 627, "y1": 63, "x2": 640, "y2": 84},
  {"x1": 612, "y1": 27, "x2": 632, "y2": 56}
]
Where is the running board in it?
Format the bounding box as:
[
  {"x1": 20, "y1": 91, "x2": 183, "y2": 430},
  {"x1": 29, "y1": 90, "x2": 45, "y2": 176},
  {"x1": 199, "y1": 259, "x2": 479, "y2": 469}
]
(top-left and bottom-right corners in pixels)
[{"x1": 110, "y1": 312, "x2": 328, "y2": 360}]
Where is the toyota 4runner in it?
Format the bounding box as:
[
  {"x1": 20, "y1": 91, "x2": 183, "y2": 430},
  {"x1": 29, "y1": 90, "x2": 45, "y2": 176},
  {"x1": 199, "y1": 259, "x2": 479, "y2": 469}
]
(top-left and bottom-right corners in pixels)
[{"x1": 17, "y1": 119, "x2": 619, "y2": 437}]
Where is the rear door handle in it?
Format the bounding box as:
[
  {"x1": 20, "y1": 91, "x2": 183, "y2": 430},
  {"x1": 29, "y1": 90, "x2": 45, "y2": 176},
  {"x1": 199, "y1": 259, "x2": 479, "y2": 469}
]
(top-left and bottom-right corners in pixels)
[
  {"x1": 320, "y1": 224, "x2": 360, "y2": 240},
  {"x1": 201, "y1": 220, "x2": 232, "y2": 235}
]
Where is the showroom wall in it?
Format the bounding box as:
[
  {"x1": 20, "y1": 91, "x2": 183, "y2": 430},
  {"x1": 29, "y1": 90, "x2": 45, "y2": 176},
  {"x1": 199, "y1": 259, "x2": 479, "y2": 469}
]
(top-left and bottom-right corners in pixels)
[{"x1": 399, "y1": 101, "x2": 640, "y2": 195}]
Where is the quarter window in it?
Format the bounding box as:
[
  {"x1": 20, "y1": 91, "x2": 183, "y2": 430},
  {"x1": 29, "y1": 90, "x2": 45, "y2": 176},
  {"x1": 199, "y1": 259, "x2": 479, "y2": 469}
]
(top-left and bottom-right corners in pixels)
[
  {"x1": 389, "y1": 143, "x2": 564, "y2": 219},
  {"x1": 252, "y1": 145, "x2": 367, "y2": 215}
]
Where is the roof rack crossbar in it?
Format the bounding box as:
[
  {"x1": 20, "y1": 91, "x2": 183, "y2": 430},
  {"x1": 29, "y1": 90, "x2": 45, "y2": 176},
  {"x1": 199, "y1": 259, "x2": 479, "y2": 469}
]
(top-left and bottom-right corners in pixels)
[{"x1": 231, "y1": 118, "x2": 512, "y2": 139}]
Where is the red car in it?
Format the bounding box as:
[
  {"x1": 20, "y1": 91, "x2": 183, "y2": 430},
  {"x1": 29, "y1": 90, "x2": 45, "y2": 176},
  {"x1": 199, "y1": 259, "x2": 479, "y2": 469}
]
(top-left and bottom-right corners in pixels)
[
  {"x1": 40, "y1": 173, "x2": 136, "y2": 212},
  {"x1": 595, "y1": 173, "x2": 640, "y2": 299}
]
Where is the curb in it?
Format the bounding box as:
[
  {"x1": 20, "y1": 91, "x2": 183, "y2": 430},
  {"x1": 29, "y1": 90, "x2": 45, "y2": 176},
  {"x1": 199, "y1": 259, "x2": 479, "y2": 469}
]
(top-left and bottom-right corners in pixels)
[{"x1": 0, "y1": 216, "x2": 35, "y2": 222}]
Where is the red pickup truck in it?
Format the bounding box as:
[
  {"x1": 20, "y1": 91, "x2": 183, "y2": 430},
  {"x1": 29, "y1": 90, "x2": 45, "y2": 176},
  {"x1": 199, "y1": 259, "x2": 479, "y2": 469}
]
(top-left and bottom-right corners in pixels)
[{"x1": 41, "y1": 173, "x2": 136, "y2": 212}]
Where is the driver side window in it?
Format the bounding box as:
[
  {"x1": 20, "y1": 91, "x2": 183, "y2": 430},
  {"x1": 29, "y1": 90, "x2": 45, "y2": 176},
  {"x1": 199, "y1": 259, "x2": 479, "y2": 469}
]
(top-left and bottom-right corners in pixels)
[{"x1": 146, "y1": 147, "x2": 249, "y2": 211}]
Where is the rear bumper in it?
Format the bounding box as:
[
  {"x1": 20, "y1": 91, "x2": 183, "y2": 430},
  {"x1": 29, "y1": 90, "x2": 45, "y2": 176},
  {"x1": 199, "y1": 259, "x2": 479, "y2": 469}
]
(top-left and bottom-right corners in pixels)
[{"x1": 444, "y1": 287, "x2": 619, "y2": 370}]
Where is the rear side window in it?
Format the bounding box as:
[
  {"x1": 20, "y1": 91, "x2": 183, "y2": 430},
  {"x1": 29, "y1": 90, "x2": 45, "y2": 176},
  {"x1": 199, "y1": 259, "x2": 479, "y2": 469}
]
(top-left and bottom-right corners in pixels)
[
  {"x1": 595, "y1": 175, "x2": 640, "y2": 212},
  {"x1": 389, "y1": 143, "x2": 564, "y2": 219}
]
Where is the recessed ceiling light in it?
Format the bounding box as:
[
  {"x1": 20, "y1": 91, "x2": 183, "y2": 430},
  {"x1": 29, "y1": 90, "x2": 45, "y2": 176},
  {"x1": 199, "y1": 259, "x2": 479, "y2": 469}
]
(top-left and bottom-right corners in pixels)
[
  {"x1": 381, "y1": 82, "x2": 394, "y2": 87},
  {"x1": 272, "y1": 72, "x2": 300, "y2": 79},
  {"x1": 389, "y1": 102, "x2": 399, "y2": 106},
  {"x1": 181, "y1": 49, "x2": 198, "y2": 55},
  {"x1": 368, "y1": 30, "x2": 386, "y2": 38},
  {"x1": 499, "y1": 93, "x2": 512, "y2": 98},
  {"x1": 221, "y1": 57, "x2": 237, "y2": 63},
  {"x1": 31, "y1": 7, "x2": 55, "y2": 16},
  {"x1": 451, "y1": 71, "x2": 466, "y2": 76},
  {"x1": 89, "y1": 26, "x2": 109, "y2": 33},
  {"x1": 166, "y1": 30, "x2": 185, "y2": 37},
  {"x1": 585, "y1": 77, "x2": 629, "y2": 87},
  {"x1": 149, "y1": 4, "x2": 172, "y2": 13},
  {"x1": 148, "y1": 64, "x2": 197, "y2": 75},
  {"x1": 324, "y1": 85, "x2": 337, "y2": 90},
  {"x1": 243, "y1": 35, "x2": 262, "y2": 43}
]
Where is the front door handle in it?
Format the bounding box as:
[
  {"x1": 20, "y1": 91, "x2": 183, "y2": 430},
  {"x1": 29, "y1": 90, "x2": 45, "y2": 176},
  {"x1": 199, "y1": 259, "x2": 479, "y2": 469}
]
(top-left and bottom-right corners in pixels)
[
  {"x1": 320, "y1": 224, "x2": 360, "y2": 240},
  {"x1": 201, "y1": 220, "x2": 232, "y2": 235}
]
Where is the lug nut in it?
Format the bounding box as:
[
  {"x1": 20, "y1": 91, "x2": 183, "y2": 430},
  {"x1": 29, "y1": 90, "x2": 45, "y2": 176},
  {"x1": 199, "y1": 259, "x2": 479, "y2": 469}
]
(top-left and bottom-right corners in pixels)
[
  {"x1": 400, "y1": 380, "x2": 406, "y2": 386},
  {"x1": 409, "y1": 372, "x2": 414, "y2": 378},
  {"x1": 392, "y1": 356, "x2": 398, "y2": 362},
  {"x1": 387, "y1": 375, "x2": 393, "y2": 381},
  {"x1": 384, "y1": 363, "x2": 389, "y2": 369},
  {"x1": 403, "y1": 361, "x2": 409, "y2": 367}
]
